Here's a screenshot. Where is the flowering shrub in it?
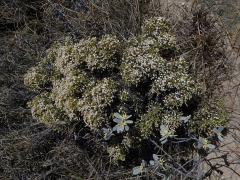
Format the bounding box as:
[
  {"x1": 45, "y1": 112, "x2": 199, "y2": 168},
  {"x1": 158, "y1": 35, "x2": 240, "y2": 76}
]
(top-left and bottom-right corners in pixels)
[{"x1": 24, "y1": 17, "x2": 229, "y2": 176}]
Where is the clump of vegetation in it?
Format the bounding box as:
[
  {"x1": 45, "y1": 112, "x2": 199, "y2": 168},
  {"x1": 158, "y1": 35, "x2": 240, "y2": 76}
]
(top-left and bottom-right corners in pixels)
[
  {"x1": 1, "y1": 0, "x2": 237, "y2": 179},
  {"x1": 24, "y1": 16, "x2": 229, "y2": 177}
]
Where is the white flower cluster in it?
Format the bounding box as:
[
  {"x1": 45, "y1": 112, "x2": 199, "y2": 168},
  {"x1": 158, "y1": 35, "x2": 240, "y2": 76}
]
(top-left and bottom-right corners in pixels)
[
  {"x1": 142, "y1": 17, "x2": 170, "y2": 35},
  {"x1": 107, "y1": 145, "x2": 126, "y2": 162},
  {"x1": 55, "y1": 46, "x2": 73, "y2": 74},
  {"x1": 122, "y1": 50, "x2": 165, "y2": 85},
  {"x1": 25, "y1": 35, "x2": 121, "y2": 128},
  {"x1": 54, "y1": 39, "x2": 89, "y2": 75},
  {"x1": 161, "y1": 110, "x2": 182, "y2": 129},
  {"x1": 191, "y1": 100, "x2": 228, "y2": 135},
  {"x1": 137, "y1": 104, "x2": 182, "y2": 138},
  {"x1": 24, "y1": 66, "x2": 48, "y2": 90},
  {"x1": 85, "y1": 35, "x2": 120, "y2": 71},
  {"x1": 142, "y1": 17, "x2": 176, "y2": 49},
  {"x1": 51, "y1": 71, "x2": 89, "y2": 120},
  {"x1": 28, "y1": 92, "x2": 68, "y2": 126},
  {"x1": 122, "y1": 18, "x2": 197, "y2": 109},
  {"x1": 121, "y1": 17, "x2": 177, "y2": 86},
  {"x1": 53, "y1": 35, "x2": 120, "y2": 76},
  {"x1": 24, "y1": 58, "x2": 53, "y2": 91},
  {"x1": 151, "y1": 58, "x2": 197, "y2": 107},
  {"x1": 78, "y1": 78, "x2": 117, "y2": 129}
]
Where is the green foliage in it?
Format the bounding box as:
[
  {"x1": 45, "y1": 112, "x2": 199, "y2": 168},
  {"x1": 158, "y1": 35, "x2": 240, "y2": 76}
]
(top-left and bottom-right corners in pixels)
[
  {"x1": 107, "y1": 145, "x2": 126, "y2": 162},
  {"x1": 137, "y1": 104, "x2": 163, "y2": 138},
  {"x1": 190, "y1": 99, "x2": 229, "y2": 136},
  {"x1": 79, "y1": 78, "x2": 118, "y2": 129},
  {"x1": 24, "y1": 16, "x2": 229, "y2": 172},
  {"x1": 28, "y1": 92, "x2": 69, "y2": 126},
  {"x1": 23, "y1": 58, "x2": 54, "y2": 91}
]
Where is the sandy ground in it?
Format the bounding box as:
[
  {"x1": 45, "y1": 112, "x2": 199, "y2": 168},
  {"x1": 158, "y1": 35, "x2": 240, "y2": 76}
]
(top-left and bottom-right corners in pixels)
[{"x1": 211, "y1": 52, "x2": 240, "y2": 180}]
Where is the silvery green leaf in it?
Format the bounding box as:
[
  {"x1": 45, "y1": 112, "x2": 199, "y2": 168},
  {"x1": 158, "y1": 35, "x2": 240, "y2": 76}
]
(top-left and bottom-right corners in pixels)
[
  {"x1": 213, "y1": 127, "x2": 224, "y2": 142},
  {"x1": 141, "y1": 160, "x2": 146, "y2": 167},
  {"x1": 163, "y1": 176, "x2": 171, "y2": 180},
  {"x1": 180, "y1": 115, "x2": 191, "y2": 123},
  {"x1": 102, "y1": 128, "x2": 111, "y2": 133},
  {"x1": 153, "y1": 154, "x2": 159, "y2": 161},
  {"x1": 149, "y1": 160, "x2": 155, "y2": 166},
  {"x1": 160, "y1": 137, "x2": 167, "y2": 144},
  {"x1": 113, "y1": 113, "x2": 133, "y2": 133},
  {"x1": 102, "y1": 128, "x2": 108, "y2": 133},
  {"x1": 133, "y1": 166, "x2": 142, "y2": 176},
  {"x1": 160, "y1": 125, "x2": 166, "y2": 130},
  {"x1": 105, "y1": 133, "x2": 113, "y2": 140},
  {"x1": 213, "y1": 126, "x2": 224, "y2": 133},
  {"x1": 102, "y1": 128, "x2": 113, "y2": 140},
  {"x1": 117, "y1": 126, "x2": 124, "y2": 133},
  {"x1": 105, "y1": 135, "x2": 112, "y2": 140},
  {"x1": 218, "y1": 126, "x2": 224, "y2": 132},
  {"x1": 58, "y1": 121, "x2": 67, "y2": 125},
  {"x1": 126, "y1": 120, "x2": 133, "y2": 124},
  {"x1": 213, "y1": 128, "x2": 218, "y2": 133},
  {"x1": 218, "y1": 134, "x2": 224, "y2": 142},
  {"x1": 208, "y1": 144, "x2": 216, "y2": 149},
  {"x1": 197, "y1": 143, "x2": 203, "y2": 149},
  {"x1": 197, "y1": 137, "x2": 204, "y2": 149},
  {"x1": 112, "y1": 125, "x2": 118, "y2": 132},
  {"x1": 114, "y1": 112, "x2": 122, "y2": 119},
  {"x1": 113, "y1": 118, "x2": 121, "y2": 123},
  {"x1": 198, "y1": 137, "x2": 204, "y2": 143},
  {"x1": 126, "y1": 115, "x2": 132, "y2": 119},
  {"x1": 125, "y1": 125, "x2": 129, "y2": 131}
]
